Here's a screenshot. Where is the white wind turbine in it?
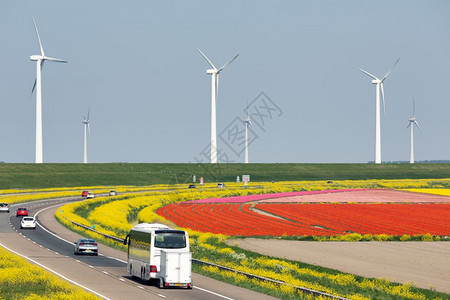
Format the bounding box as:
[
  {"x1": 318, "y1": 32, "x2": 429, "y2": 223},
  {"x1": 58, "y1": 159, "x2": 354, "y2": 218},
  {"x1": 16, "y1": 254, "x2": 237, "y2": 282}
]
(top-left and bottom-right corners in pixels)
[
  {"x1": 82, "y1": 107, "x2": 91, "y2": 164},
  {"x1": 198, "y1": 49, "x2": 239, "y2": 163},
  {"x1": 243, "y1": 103, "x2": 251, "y2": 164},
  {"x1": 359, "y1": 58, "x2": 399, "y2": 164},
  {"x1": 30, "y1": 17, "x2": 67, "y2": 163},
  {"x1": 407, "y1": 98, "x2": 421, "y2": 164}
]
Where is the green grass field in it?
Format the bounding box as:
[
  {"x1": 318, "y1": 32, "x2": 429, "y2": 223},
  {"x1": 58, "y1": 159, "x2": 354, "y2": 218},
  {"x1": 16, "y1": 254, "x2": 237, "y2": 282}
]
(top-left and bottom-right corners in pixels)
[{"x1": 0, "y1": 163, "x2": 450, "y2": 188}]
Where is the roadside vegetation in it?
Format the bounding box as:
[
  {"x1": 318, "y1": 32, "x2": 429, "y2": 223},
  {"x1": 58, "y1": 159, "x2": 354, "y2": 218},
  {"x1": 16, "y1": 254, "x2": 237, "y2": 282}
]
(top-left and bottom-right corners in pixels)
[
  {"x1": 0, "y1": 246, "x2": 98, "y2": 300},
  {"x1": 2, "y1": 163, "x2": 450, "y2": 188},
  {"x1": 54, "y1": 179, "x2": 450, "y2": 299}
]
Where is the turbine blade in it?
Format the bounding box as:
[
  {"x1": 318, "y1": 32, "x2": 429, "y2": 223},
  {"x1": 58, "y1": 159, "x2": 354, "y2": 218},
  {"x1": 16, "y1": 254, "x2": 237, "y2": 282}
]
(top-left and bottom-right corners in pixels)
[
  {"x1": 359, "y1": 68, "x2": 378, "y2": 80},
  {"x1": 32, "y1": 17, "x2": 45, "y2": 56},
  {"x1": 44, "y1": 56, "x2": 68, "y2": 63},
  {"x1": 87, "y1": 106, "x2": 90, "y2": 121},
  {"x1": 197, "y1": 48, "x2": 217, "y2": 70},
  {"x1": 380, "y1": 83, "x2": 386, "y2": 116},
  {"x1": 407, "y1": 123, "x2": 411, "y2": 128},
  {"x1": 381, "y1": 58, "x2": 400, "y2": 81},
  {"x1": 415, "y1": 121, "x2": 422, "y2": 133},
  {"x1": 30, "y1": 78, "x2": 37, "y2": 95},
  {"x1": 40, "y1": 60, "x2": 45, "y2": 70},
  {"x1": 218, "y1": 54, "x2": 239, "y2": 72},
  {"x1": 88, "y1": 123, "x2": 91, "y2": 134}
]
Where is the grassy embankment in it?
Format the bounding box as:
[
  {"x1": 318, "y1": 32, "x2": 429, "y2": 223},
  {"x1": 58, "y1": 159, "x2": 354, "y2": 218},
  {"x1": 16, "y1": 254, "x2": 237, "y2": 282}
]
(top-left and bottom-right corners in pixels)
[{"x1": 1, "y1": 163, "x2": 450, "y2": 188}]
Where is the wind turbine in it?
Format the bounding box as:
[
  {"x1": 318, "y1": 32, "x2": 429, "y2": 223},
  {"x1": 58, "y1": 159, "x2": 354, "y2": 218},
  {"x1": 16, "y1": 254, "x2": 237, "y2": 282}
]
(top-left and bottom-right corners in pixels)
[
  {"x1": 198, "y1": 49, "x2": 239, "y2": 163},
  {"x1": 359, "y1": 58, "x2": 399, "y2": 164},
  {"x1": 243, "y1": 102, "x2": 251, "y2": 164},
  {"x1": 407, "y1": 98, "x2": 421, "y2": 164},
  {"x1": 30, "y1": 17, "x2": 67, "y2": 163},
  {"x1": 82, "y1": 107, "x2": 91, "y2": 164}
]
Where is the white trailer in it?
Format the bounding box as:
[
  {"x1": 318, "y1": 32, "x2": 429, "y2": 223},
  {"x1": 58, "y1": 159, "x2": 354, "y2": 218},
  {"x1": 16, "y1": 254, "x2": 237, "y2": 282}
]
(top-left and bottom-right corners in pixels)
[
  {"x1": 160, "y1": 251, "x2": 192, "y2": 288},
  {"x1": 124, "y1": 223, "x2": 192, "y2": 289}
]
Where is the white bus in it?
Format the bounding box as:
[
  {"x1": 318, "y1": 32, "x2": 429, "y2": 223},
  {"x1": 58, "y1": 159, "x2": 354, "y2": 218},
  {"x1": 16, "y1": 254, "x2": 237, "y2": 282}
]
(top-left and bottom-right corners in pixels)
[{"x1": 124, "y1": 223, "x2": 192, "y2": 288}]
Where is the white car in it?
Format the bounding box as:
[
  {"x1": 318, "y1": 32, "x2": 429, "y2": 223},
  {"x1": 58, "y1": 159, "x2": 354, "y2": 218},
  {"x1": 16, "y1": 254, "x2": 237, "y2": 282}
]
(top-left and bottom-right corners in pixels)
[
  {"x1": 20, "y1": 217, "x2": 36, "y2": 229},
  {"x1": 109, "y1": 190, "x2": 117, "y2": 196},
  {"x1": 74, "y1": 239, "x2": 98, "y2": 255},
  {"x1": 86, "y1": 193, "x2": 95, "y2": 199},
  {"x1": 0, "y1": 203, "x2": 10, "y2": 213}
]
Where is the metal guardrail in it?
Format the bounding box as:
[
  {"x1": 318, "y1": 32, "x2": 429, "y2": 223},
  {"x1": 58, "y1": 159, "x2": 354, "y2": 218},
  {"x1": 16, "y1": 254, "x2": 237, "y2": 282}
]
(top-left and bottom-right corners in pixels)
[{"x1": 60, "y1": 214, "x2": 347, "y2": 300}]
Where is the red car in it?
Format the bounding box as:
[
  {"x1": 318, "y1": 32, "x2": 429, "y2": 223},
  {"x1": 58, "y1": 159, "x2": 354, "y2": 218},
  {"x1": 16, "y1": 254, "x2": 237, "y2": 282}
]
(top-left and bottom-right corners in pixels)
[
  {"x1": 16, "y1": 208, "x2": 28, "y2": 217},
  {"x1": 81, "y1": 191, "x2": 89, "y2": 197}
]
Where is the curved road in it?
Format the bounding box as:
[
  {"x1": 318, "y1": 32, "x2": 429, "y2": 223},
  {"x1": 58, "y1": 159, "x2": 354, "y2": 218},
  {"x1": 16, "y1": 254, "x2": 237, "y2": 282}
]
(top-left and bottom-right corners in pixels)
[{"x1": 0, "y1": 198, "x2": 277, "y2": 300}]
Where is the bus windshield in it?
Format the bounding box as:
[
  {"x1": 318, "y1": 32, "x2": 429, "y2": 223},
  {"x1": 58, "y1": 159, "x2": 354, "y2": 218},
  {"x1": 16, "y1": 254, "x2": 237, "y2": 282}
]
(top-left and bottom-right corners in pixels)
[{"x1": 154, "y1": 232, "x2": 186, "y2": 249}]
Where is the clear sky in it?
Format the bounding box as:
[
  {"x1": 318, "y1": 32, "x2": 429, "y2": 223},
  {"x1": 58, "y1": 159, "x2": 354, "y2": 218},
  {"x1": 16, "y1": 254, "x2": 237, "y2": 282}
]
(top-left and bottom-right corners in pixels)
[{"x1": 1, "y1": 1, "x2": 449, "y2": 163}]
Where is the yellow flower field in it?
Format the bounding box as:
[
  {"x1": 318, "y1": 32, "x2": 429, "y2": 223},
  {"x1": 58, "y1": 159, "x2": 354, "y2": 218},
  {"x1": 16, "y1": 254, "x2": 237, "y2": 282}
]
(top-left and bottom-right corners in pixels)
[{"x1": 0, "y1": 246, "x2": 98, "y2": 299}]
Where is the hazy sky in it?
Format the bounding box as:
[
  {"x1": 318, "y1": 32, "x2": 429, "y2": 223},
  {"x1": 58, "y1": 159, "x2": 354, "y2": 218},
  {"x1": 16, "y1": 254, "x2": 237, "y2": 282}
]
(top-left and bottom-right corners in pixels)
[{"x1": 1, "y1": 1, "x2": 449, "y2": 163}]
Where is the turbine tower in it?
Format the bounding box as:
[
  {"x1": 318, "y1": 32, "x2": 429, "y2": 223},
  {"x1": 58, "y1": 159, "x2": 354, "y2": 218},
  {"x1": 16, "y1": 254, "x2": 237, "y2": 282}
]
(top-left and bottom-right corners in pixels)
[
  {"x1": 30, "y1": 17, "x2": 67, "y2": 163},
  {"x1": 243, "y1": 102, "x2": 251, "y2": 164},
  {"x1": 198, "y1": 49, "x2": 239, "y2": 163},
  {"x1": 359, "y1": 58, "x2": 399, "y2": 164},
  {"x1": 82, "y1": 107, "x2": 91, "y2": 164},
  {"x1": 407, "y1": 98, "x2": 421, "y2": 164}
]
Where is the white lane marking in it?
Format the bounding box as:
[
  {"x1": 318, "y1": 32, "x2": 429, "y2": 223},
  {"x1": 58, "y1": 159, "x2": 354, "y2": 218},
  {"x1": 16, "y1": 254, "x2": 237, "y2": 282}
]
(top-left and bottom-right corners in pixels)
[
  {"x1": 102, "y1": 271, "x2": 109, "y2": 275},
  {"x1": 157, "y1": 294, "x2": 167, "y2": 298},
  {"x1": 31, "y1": 200, "x2": 236, "y2": 300},
  {"x1": 137, "y1": 286, "x2": 144, "y2": 289},
  {"x1": 88, "y1": 265, "x2": 94, "y2": 268},
  {"x1": 119, "y1": 278, "x2": 126, "y2": 282},
  {"x1": 194, "y1": 286, "x2": 236, "y2": 300},
  {"x1": 0, "y1": 242, "x2": 110, "y2": 300}
]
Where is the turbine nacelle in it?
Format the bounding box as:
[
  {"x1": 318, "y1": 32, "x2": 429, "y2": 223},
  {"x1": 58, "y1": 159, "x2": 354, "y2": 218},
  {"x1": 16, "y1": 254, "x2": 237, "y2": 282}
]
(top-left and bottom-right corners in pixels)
[
  {"x1": 206, "y1": 69, "x2": 217, "y2": 74},
  {"x1": 30, "y1": 55, "x2": 43, "y2": 61},
  {"x1": 371, "y1": 79, "x2": 381, "y2": 84}
]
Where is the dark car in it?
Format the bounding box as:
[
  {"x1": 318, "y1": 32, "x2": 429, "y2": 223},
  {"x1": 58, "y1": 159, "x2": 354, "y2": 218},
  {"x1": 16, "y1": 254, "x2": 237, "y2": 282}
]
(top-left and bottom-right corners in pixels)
[
  {"x1": 188, "y1": 184, "x2": 196, "y2": 189},
  {"x1": 16, "y1": 208, "x2": 28, "y2": 217},
  {"x1": 217, "y1": 183, "x2": 225, "y2": 188},
  {"x1": 74, "y1": 239, "x2": 98, "y2": 255}
]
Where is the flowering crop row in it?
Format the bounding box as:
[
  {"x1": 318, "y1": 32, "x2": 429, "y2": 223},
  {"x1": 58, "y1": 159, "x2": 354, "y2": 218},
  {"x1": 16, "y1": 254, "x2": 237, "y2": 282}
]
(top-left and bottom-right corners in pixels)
[
  {"x1": 157, "y1": 203, "x2": 450, "y2": 236},
  {"x1": 183, "y1": 189, "x2": 372, "y2": 204}
]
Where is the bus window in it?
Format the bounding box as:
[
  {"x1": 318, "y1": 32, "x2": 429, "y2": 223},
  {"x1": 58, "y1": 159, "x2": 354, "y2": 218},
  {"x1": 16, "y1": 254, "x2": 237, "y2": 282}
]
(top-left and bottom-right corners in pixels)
[{"x1": 154, "y1": 232, "x2": 186, "y2": 249}]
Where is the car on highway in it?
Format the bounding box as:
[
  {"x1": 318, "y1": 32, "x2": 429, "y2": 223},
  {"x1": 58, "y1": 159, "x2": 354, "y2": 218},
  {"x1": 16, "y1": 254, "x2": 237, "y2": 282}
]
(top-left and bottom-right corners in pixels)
[
  {"x1": 74, "y1": 238, "x2": 98, "y2": 255},
  {"x1": 20, "y1": 217, "x2": 36, "y2": 229},
  {"x1": 16, "y1": 208, "x2": 28, "y2": 217},
  {"x1": 109, "y1": 190, "x2": 118, "y2": 196},
  {"x1": 86, "y1": 193, "x2": 95, "y2": 199},
  {"x1": 188, "y1": 184, "x2": 196, "y2": 189},
  {"x1": 81, "y1": 191, "x2": 89, "y2": 197},
  {"x1": 217, "y1": 183, "x2": 225, "y2": 188},
  {"x1": 0, "y1": 203, "x2": 10, "y2": 213}
]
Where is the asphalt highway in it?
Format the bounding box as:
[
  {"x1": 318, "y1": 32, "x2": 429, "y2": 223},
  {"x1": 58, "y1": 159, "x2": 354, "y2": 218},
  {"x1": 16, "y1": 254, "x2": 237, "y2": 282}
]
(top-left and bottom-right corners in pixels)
[{"x1": 0, "y1": 198, "x2": 277, "y2": 300}]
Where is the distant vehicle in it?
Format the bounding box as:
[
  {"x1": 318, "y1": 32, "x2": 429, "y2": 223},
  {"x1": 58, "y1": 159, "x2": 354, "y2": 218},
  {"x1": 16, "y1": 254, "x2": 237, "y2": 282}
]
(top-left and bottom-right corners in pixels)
[
  {"x1": 20, "y1": 217, "x2": 36, "y2": 229},
  {"x1": 0, "y1": 203, "x2": 10, "y2": 213},
  {"x1": 16, "y1": 208, "x2": 28, "y2": 217},
  {"x1": 109, "y1": 190, "x2": 118, "y2": 196},
  {"x1": 86, "y1": 193, "x2": 95, "y2": 199},
  {"x1": 81, "y1": 191, "x2": 89, "y2": 197},
  {"x1": 124, "y1": 223, "x2": 192, "y2": 289},
  {"x1": 74, "y1": 239, "x2": 98, "y2": 255},
  {"x1": 217, "y1": 183, "x2": 225, "y2": 188},
  {"x1": 188, "y1": 184, "x2": 196, "y2": 189}
]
